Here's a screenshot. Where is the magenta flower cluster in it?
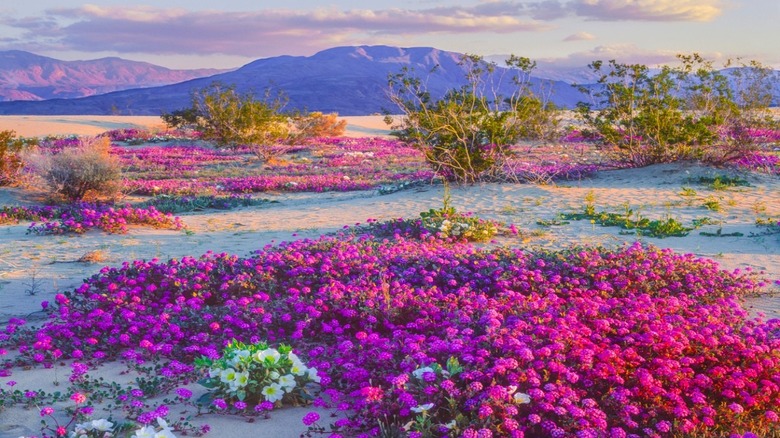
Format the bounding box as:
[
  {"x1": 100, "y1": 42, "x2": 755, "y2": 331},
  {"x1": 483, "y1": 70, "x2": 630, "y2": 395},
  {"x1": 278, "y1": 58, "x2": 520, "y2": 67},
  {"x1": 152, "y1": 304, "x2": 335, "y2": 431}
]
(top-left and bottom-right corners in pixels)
[
  {"x1": 2, "y1": 231, "x2": 777, "y2": 436},
  {"x1": 118, "y1": 137, "x2": 436, "y2": 196},
  {"x1": 117, "y1": 145, "x2": 245, "y2": 176},
  {"x1": 103, "y1": 128, "x2": 201, "y2": 144},
  {"x1": 0, "y1": 202, "x2": 183, "y2": 234},
  {"x1": 733, "y1": 152, "x2": 779, "y2": 175}
]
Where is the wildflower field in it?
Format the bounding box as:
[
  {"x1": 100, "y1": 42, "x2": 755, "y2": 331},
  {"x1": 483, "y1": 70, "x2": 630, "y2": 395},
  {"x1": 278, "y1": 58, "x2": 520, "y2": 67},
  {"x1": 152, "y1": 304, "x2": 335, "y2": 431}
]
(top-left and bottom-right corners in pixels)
[{"x1": 0, "y1": 126, "x2": 779, "y2": 438}]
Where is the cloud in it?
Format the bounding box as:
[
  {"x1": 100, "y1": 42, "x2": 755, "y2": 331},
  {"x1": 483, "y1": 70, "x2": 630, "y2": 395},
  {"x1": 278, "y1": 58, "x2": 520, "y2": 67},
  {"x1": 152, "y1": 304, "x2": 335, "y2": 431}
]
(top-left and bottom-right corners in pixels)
[
  {"x1": 0, "y1": 4, "x2": 552, "y2": 58},
  {"x1": 538, "y1": 44, "x2": 680, "y2": 68},
  {"x1": 563, "y1": 31, "x2": 596, "y2": 41},
  {"x1": 572, "y1": 0, "x2": 723, "y2": 22}
]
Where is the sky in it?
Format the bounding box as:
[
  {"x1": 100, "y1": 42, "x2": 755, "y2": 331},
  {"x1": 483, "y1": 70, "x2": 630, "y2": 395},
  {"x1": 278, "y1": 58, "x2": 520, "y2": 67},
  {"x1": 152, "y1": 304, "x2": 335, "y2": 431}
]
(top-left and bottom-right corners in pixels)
[{"x1": 0, "y1": 1, "x2": 778, "y2": 71}]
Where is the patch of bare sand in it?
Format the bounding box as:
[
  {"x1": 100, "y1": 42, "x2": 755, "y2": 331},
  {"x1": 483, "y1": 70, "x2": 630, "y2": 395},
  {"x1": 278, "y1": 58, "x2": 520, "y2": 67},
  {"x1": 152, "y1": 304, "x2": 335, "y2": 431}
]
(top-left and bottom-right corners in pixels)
[
  {"x1": 0, "y1": 162, "x2": 778, "y2": 437},
  {"x1": 0, "y1": 115, "x2": 392, "y2": 138}
]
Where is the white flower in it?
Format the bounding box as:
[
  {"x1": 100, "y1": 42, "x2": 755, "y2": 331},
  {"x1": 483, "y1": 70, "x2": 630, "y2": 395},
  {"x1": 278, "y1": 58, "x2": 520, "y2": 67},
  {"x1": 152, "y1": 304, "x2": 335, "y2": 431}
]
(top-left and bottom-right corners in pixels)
[
  {"x1": 412, "y1": 366, "x2": 434, "y2": 380},
  {"x1": 91, "y1": 418, "x2": 114, "y2": 431},
  {"x1": 133, "y1": 426, "x2": 156, "y2": 438},
  {"x1": 514, "y1": 392, "x2": 531, "y2": 404},
  {"x1": 290, "y1": 360, "x2": 308, "y2": 376},
  {"x1": 219, "y1": 368, "x2": 237, "y2": 384},
  {"x1": 442, "y1": 420, "x2": 456, "y2": 429},
  {"x1": 253, "y1": 348, "x2": 281, "y2": 364},
  {"x1": 277, "y1": 374, "x2": 297, "y2": 391},
  {"x1": 155, "y1": 418, "x2": 177, "y2": 438},
  {"x1": 229, "y1": 349, "x2": 250, "y2": 367},
  {"x1": 231, "y1": 370, "x2": 250, "y2": 390},
  {"x1": 262, "y1": 383, "x2": 285, "y2": 403},
  {"x1": 410, "y1": 403, "x2": 434, "y2": 413},
  {"x1": 73, "y1": 421, "x2": 92, "y2": 431},
  {"x1": 269, "y1": 370, "x2": 280, "y2": 380},
  {"x1": 154, "y1": 428, "x2": 177, "y2": 438},
  {"x1": 307, "y1": 367, "x2": 321, "y2": 383}
]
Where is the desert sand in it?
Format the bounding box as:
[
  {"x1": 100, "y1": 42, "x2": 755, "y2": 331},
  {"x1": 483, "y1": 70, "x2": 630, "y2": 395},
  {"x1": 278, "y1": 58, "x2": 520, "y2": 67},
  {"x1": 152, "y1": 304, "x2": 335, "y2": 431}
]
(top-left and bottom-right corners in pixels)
[
  {"x1": 0, "y1": 116, "x2": 778, "y2": 437},
  {"x1": 0, "y1": 115, "x2": 393, "y2": 139}
]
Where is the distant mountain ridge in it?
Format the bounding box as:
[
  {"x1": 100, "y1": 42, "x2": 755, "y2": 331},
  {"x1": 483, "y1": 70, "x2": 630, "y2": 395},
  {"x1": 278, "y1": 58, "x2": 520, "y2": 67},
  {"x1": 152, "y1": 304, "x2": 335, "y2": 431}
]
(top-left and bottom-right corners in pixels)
[
  {"x1": 0, "y1": 50, "x2": 226, "y2": 101},
  {"x1": 0, "y1": 46, "x2": 776, "y2": 116},
  {"x1": 0, "y1": 46, "x2": 585, "y2": 115}
]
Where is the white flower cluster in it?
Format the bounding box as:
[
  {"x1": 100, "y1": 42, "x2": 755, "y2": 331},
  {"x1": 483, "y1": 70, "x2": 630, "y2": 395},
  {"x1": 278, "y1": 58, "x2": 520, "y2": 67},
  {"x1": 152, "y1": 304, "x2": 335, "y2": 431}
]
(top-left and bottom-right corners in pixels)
[
  {"x1": 68, "y1": 418, "x2": 115, "y2": 438},
  {"x1": 206, "y1": 344, "x2": 320, "y2": 404},
  {"x1": 62, "y1": 417, "x2": 177, "y2": 438},
  {"x1": 132, "y1": 418, "x2": 177, "y2": 438}
]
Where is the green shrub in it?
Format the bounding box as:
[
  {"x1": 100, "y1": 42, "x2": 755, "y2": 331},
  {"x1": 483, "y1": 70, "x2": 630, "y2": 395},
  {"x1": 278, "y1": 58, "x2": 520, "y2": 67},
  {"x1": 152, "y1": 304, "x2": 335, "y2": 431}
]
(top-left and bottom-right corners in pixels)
[
  {"x1": 388, "y1": 55, "x2": 560, "y2": 183},
  {"x1": 162, "y1": 83, "x2": 345, "y2": 161},
  {"x1": 576, "y1": 54, "x2": 777, "y2": 167},
  {"x1": 24, "y1": 136, "x2": 122, "y2": 201}
]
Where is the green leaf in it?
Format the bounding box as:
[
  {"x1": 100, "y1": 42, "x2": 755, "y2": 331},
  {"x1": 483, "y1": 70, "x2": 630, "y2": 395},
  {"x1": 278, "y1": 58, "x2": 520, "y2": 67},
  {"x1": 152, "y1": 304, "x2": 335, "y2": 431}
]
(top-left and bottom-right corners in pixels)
[{"x1": 196, "y1": 392, "x2": 214, "y2": 407}]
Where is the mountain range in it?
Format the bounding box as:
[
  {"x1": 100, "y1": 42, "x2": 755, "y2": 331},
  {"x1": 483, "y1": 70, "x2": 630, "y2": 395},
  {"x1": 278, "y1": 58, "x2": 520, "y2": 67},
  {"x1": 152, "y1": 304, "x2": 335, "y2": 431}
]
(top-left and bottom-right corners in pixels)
[
  {"x1": 0, "y1": 50, "x2": 226, "y2": 102},
  {"x1": 0, "y1": 46, "x2": 776, "y2": 116}
]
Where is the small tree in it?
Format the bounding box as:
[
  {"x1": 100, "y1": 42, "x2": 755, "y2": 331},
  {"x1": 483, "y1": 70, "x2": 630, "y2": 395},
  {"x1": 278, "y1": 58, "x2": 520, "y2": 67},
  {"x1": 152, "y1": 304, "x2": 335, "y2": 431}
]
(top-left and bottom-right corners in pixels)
[
  {"x1": 24, "y1": 136, "x2": 121, "y2": 201},
  {"x1": 387, "y1": 54, "x2": 560, "y2": 183}
]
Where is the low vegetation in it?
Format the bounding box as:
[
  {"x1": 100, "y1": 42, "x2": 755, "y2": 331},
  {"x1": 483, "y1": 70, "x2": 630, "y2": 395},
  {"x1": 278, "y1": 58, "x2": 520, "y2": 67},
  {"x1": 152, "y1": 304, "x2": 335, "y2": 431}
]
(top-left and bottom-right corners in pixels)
[
  {"x1": 576, "y1": 54, "x2": 779, "y2": 167},
  {"x1": 2, "y1": 235, "x2": 776, "y2": 436},
  {"x1": 23, "y1": 136, "x2": 122, "y2": 201},
  {"x1": 0, "y1": 130, "x2": 37, "y2": 186},
  {"x1": 161, "y1": 82, "x2": 345, "y2": 162},
  {"x1": 387, "y1": 54, "x2": 561, "y2": 183}
]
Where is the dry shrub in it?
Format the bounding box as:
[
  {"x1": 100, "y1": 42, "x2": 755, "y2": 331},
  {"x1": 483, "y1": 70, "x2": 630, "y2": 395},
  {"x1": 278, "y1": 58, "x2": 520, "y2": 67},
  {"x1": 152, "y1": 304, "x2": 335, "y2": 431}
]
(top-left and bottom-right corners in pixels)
[
  {"x1": 293, "y1": 112, "x2": 347, "y2": 138},
  {"x1": 78, "y1": 249, "x2": 109, "y2": 263},
  {"x1": 24, "y1": 136, "x2": 122, "y2": 201},
  {"x1": 0, "y1": 130, "x2": 36, "y2": 186}
]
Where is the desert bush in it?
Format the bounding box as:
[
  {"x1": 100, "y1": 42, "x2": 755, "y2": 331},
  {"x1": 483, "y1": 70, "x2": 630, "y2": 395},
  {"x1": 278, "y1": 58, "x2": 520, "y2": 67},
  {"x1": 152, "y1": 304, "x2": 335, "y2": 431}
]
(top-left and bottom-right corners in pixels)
[
  {"x1": 0, "y1": 130, "x2": 37, "y2": 186},
  {"x1": 162, "y1": 83, "x2": 347, "y2": 162},
  {"x1": 162, "y1": 82, "x2": 295, "y2": 162},
  {"x1": 291, "y1": 111, "x2": 347, "y2": 138},
  {"x1": 388, "y1": 54, "x2": 560, "y2": 183},
  {"x1": 576, "y1": 54, "x2": 778, "y2": 167},
  {"x1": 24, "y1": 136, "x2": 122, "y2": 201},
  {"x1": 699, "y1": 58, "x2": 780, "y2": 165}
]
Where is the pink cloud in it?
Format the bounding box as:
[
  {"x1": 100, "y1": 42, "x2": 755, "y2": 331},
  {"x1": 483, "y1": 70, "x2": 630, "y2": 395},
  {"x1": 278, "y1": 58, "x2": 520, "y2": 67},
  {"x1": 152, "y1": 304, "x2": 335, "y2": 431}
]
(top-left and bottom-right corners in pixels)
[
  {"x1": 572, "y1": 0, "x2": 723, "y2": 22},
  {"x1": 563, "y1": 31, "x2": 596, "y2": 41},
  {"x1": 2, "y1": 5, "x2": 552, "y2": 57}
]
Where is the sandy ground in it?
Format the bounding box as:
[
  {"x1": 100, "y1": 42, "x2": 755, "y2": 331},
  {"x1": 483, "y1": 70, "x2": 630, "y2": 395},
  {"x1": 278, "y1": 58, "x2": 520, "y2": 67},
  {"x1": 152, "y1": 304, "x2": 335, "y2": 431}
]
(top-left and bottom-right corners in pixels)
[
  {"x1": 0, "y1": 115, "x2": 393, "y2": 138},
  {"x1": 0, "y1": 118, "x2": 778, "y2": 436}
]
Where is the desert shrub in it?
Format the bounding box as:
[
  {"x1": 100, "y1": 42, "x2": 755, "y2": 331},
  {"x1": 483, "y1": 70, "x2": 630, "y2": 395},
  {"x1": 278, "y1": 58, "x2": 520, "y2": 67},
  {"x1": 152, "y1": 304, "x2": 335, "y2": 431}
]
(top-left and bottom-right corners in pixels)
[
  {"x1": 388, "y1": 54, "x2": 560, "y2": 183},
  {"x1": 0, "y1": 130, "x2": 37, "y2": 186},
  {"x1": 162, "y1": 84, "x2": 347, "y2": 162},
  {"x1": 24, "y1": 136, "x2": 122, "y2": 201},
  {"x1": 162, "y1": 82, "x2": 295, "y2": 162},
  {"x1": 292, "y1": 111, "x2": 347, "y2": 138},
  {"x1": 576, "y1": 54, "x2": 778, "y2": 167}
]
